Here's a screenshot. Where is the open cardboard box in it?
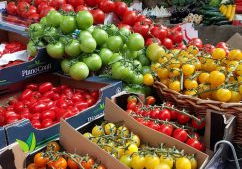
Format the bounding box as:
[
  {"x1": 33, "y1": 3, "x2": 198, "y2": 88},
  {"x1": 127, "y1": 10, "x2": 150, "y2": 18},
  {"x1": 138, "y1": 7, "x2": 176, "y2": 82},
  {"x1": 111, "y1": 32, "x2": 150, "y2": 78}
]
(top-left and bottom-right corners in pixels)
[
  {"x1": 0, "y1": 30, "x2": 60, "y2": 87},
  {"x1": 0, "y1": 73, "x2": 122, "y2": 150}
]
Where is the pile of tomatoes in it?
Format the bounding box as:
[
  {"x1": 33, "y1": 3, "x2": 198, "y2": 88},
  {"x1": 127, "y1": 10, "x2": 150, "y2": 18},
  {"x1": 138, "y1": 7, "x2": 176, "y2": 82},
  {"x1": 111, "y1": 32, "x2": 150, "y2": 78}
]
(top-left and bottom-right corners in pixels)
[
  {"x1": 126, "y1": 95, "x2": 205, "y2": 151},
  {"x1": 83, "y1": 121, "x2": 198, "y2": 169},
  {"x1": 0, "y1": 82, "x2": 99, "y2": 129},
  {"x1": 27, "y1": 141, "x2": 106, "y2": 169}
]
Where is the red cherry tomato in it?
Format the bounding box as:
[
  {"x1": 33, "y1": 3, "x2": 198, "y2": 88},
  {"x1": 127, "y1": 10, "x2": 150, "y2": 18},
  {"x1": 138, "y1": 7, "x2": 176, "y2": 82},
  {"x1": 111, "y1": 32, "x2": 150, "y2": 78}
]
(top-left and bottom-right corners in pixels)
[
  {"x1": 216, "y1": 42, "x2": 229, "y2": 50},
  {"x1": 39, "y1": 82, "x2": 53, "y2": 94},
  {"x1": 25, "y1": 6, "x2": 37, "y2": 17},
  {"x1": 127, "y1": 102, "x2": 136, "y2": 111},
  {"x1": 177, "y1": 113, "x2": 190, "y2": 124},
  {"x1": 7, "y1": 2, "x2": 17, "y2": 15},
  {"x1": 189, "y1": 38, "x2": 203, "y2": 49},
  {"x1": 20, "y1": 89, "x2": 33, "y2": 100},
  {"x1": 136, "y1": 15, "x2": 152, "y2": 25},
  {"x1": 68, "y1": 0, "x2": 84, "y2": 8},
  {"x1": 91, "y1": 9, "x2": 105, "y2": 24},
  {"x1": 145, "y1": 96, "x2": 156, "y2": 105},
  {"x1": 41, "y1": 118, "x2": 54, "y2": 128},
  {"x1": 172, "y1": 128, "x2": 188, "y2": 142},
  {"x1": 186, "y1": 138, "x2": 202, "y2": 150},
  {"x1": 60, "y1": 4, "x2": 74, "y2": 12},
  {"x1": 150, "y1": 108, "x2": 160, "y2": 119},
  {"x1": 28, "y1": 13, "x2": 40, "y2": 21},
  {"x1": 85, "y1": 0, "x2": 97, "y2": 7},
  {"x1": 76, "y1": 101, "x2": 89, "y2": 111},
  {"x1": 17, "y1": 2, "x2": 30, "y2": 17},
  {"x1": 122, "y1": 10, "x2": 137, "y2": 26},
  {"x1": 158, "y1": 109, "x2": 171, "y2": 121},
  {"x1": 117, "y1": 23, "x2": 132, "y2": 30},
  {"x1": 98, "y1": 0, "x2": 115, "y2": 13},
  {"x1": 50, "y1": 0, "x2": 66, "y2": 10},
  {"x1": 162, "y1": 38, "x2": 173, "y2": 49},
  {"x1": 158, "y1": 124, "x2": 173, "y2": 136},
  {"x1": 41, "y1": 110, "x2": 56, "y2": 121},
  {"x1": 114, "y1": 2, "x2": 128, "y2": 17},
  {"x1": 31, "y1": 120, "x2": 42, "y2": 129},
  {"x1": 145, "y1": 38, "x2": 161, "y2": 46},
  {"x1": 75, "y1": 5, "x2": 88, "y2": 12},
  {"x1": 191, "y1": 118, "x2": 205, "y2": 130},
  {"x1": 169, "y1": 110, "x2": 178, "y2": 120},
  {"x1": 133, "y1": 22, "x2": 149, "y2": 38},
  {"x1": 203, "y1": 44, "x2": 215, "y2": 53},
  {"x1": 40, "y1": 6, "x2": 55, "y2": 18},
  {"x1": 14, "y1": 102, "x2": 25, "y2": 113},
  {"x1": 37, "y1": 2, "x2": 48, "y2": 14}
]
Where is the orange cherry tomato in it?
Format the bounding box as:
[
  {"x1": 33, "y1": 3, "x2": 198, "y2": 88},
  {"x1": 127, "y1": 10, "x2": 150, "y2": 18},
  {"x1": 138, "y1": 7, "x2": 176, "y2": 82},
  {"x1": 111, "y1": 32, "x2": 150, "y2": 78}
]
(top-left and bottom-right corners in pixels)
[
  {"x1": 67, "y1": 158, "x2": 79, "y2": 169},
  {"x1": 97, "y1": 164, "x2": 107, "y2": 169},
  {"x1": 34, "y1": 153, "x2": 49, "y2": 167},
  {"x1": 27, "y1": 163, "x2": 38, "y2": 169},
  {"x1": 46, "y1": 141, "x2": 61, "y2": 152},
  {"x1": 48, "y1": 157, "x2": 67, "y2": 169}
]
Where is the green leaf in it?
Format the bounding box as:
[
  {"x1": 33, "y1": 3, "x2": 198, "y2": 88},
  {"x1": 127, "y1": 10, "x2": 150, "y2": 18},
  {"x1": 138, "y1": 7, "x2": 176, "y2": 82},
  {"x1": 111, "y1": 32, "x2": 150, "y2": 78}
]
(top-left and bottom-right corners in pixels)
[
  {"x1": 26, "y1": 133, "x2": 37, "y2": 152},
  {"x1": 16, "y1": 139, "x2": 29, "y2": 152}
]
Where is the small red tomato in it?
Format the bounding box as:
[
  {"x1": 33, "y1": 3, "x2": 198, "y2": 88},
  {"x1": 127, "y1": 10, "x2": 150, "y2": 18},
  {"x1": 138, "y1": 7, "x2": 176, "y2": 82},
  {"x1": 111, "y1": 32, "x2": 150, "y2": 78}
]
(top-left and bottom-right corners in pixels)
[
  {"x1": 20, "y1": 111, "x2": 32, "y2": 120},
  {"x1": 145, "y1": 38, "x2": 161, "y2": 46},
  {"x1": 177, "y1": 113, "x2": 190, "y2": 124},
  {"x1": 150, "y1": 108, "x2": 160, "y2": 119},
  {"x1": 158, "y1": 124, "x2": 173, "y2": 136},
  {"x1": 31, "y1": 120, "x2": 42, "y2": 129},
  {"x1": 50, "y1": 0, "x2": 66, "y2": 10},
  {"x1": 41, "y1": 118, "x2": 54, "y2": 128},
  {"x1": 75, "y1": 5, "x2": 88, "y2": 12},
  {"x1": 41, "y1": 110, "x2": 56, "y2": 121},
  {"x1": 147, "y1": 121, "x2": 160, "y2": 131},
  {"x1": 162, "y1": 38, "x2": 173, "y2": 49},
  {"x1": 188, "y1": 38, "x2": 203, "y2": 49},
  {"x1": 127, "y1": 102, "x2": 136, "y2": 111},
  {"x1": 145, "y1": 96, "x2": 156, "y2": 105},
  {"x1": 40, "y1": 6, "x2": 55, "y2": 18},
  {"x1": 122, "y1": 10, "x2": 137, "y2": 26},
  {"x1": 117, "y1": 23, "x2": 132, "y2": 30},
  {"x1": 169, "y1": 110, "x2": 178, "y2": 120},
  {"x1": 37, "y1": 2, "x2": 48, "y2": 14},
  {"x1": 7, "y1": 2, "x2": 18, "y2": 15},
  {"x1": 114, "y1": 1, "x2": 128, "y2": 17},
  {"x1": 98, "y1": 0, "x2": 115, "y2": 13},
  {"x1": 28, "y1": 13, "x2": 40, "y2": 21},
  {"x1": 191, "y1": 118, "x2": 205, "y2": 130},
  {"x1": 14, "y1": 102, "x2": 25, "y2": 113},
  {"x1": 216, "y1": 42, "x2": 228, "y2": 50},
  {"x1": 31, "y1": 113, "x2": 41, "y2": 121},
  {"x1": 172, "y1": 128, "x2": 188, "y2": 142},
  {"x1": 203, "y1": 44, "x2": 215, "y2": 53},
  {"x1": 39, "y1": 82, "x2": 53, "y2": 93},
  {"x1": 76, "y1": 101, "x2": 89, "y2": 111},
  {"x1": 158, "y1": 109, "x2": 171, "y2": 121},
  {"x1": 127, "y1": 96, "x2": 138, "y2": 104},
  {"x1": 186, "y1": 138, "x2": 202, "y2": 150},
  {"x1": 60, "y1": 4, "x2": 74, "y2": 12},
  {"x1": 20, "y1": 89, "x2": 33, "y2": 100},
  {"x1": 91, "y1": 9, "x2": 105, "y2": 24}
]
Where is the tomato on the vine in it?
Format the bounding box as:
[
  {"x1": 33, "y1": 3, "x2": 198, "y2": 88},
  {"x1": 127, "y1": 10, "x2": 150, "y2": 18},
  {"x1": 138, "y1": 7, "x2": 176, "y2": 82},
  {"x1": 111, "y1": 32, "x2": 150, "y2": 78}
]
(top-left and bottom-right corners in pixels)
[
  {"x1": 158, "y1": 109, "x2": 171, "y2": 121},
  {"x1": 133, "y1": 22, "x2": 149, "y2": 38},
  {"x1": 158, "y1": 124, "x2": 174, "y2": 136},
  {"x1": 7, "y1": 2, "x2": 17, "y2": 15},
  {"x1": 90, "y1": 9, "x2": 105, "y2": 24},
  {"x1": 172, "y1": 128, "x2": 188, "y2": 142},
  {"x1": 122, "y1": 11, "x2": 137, "y2": 26},
  {"x1": 114, "y1": 2, "x2": 128, "y2": 17},
  {"x1": 186, "y1": 138, "x2": 202, "y2": 150}
]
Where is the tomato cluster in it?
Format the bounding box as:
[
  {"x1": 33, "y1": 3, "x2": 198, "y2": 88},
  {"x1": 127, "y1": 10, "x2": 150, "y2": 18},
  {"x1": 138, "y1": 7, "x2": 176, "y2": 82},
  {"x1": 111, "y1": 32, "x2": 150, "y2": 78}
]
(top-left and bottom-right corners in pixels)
[
  {"x1": 83, "y1": 121, "x2": 198, "y2": 169},
  {"x1": 0, "y1": 82, "x2": 99, "y2": 129},
  {"x1": 149, "y1": 39, "x2": 242, "y2": 102},
  {"x1": 28, "y1": 141, "x2": 106, "y2": 169},
  {"x1": 126, "y1": 96, "x2": 205, "y2": 151}
]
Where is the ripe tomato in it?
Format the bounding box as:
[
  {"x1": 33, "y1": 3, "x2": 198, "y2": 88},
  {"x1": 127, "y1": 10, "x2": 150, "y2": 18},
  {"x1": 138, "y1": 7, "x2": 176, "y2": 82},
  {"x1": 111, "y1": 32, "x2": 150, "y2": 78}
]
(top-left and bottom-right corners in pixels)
[
  {"x1": 17, "y1": 2, "x2": 30, "y2": 17},
  {"x1": 162, "y1": 38, "x2": 173, "y2": 49},
  {"x1": 25, "y1": 6, "x2": 37, "y2": 17},
  {"x1": 41, "y1": 118, "x2": 54, "y2": 128},
  {"x1": 34, "y1": 0, "x2": 48, "y2": 6},
  {"x1": 147, "y1": 121, "x2": 160, "y2": 131},
  {"x1": 115, "y1": 1, "x2": 128, "y2": 17},
  {"x1": 34, "y1": 153, "x2": 49, "y2": 167},
  {"x1": 91, "y1": 9, "x2": 105, "y2": 24},
  {"x1": 127, "y1": 96, "x2": 138, "y2": 104},
  {"x1": 158, "y1": 124, "x2": 173, "y2": 136},
  {"x1": 159, "y1": 28, "x2": 168, "y2": 40},
  {"x1": 146, "y1": 96, "x2": 156, "y2": 105},
  {"x1": 28, "y1": 13, "x2": 40, "y2": 21},
  {"x1": 176, "y1": 42, "x2": 187, "y2": 50},
  {"x1": 40, "y1": 6, "x2": 55, "y2": 18},
  {"x1": 50, "y1": 0, "x2": 66, "y2": 10},
  {"x1": 216, "y1": 42, "x2": 228, "y2": 50},
  {"x1": 48, "y1": 157, "x2": 67, "y2": 168},
  {"x1": 186, "y1": 138, "x2": 202, "y2": 150},
  {"x1": 203, "y1": 44, "x2": 215, "y2": 53},
  {"x1": 75, "y1": 5, "x2": 88, "y2": 12},
  {"x1": 191, "y1": 118, "x2": 205, "y2": 130},
  {"x1": 41, "y1": 110, "x2": 56, "y2": 121},
  {"x1": 81, "y1": 158, "x2": 95, "y2": 169},
  {"x1": 39, "y1": 82, "x2": 53, "y2": 93},
  {"x1": 7, "y1": 2, "x2": 17, "y2": 15},
  {"x1": 133, "y1": 22, "x2": 149, "y2": 38},
  {"x1": 136, "y1": 15, "x2": 152, "y2": 25},
  {"x1": 117, "y1": 23, "x2": 132, "y2": 30},
  {"x1": 169, "y1": 110, "x2": 178, "y2": 120},
  {"x1": 68, "y1": 0, "x2": 84, "y2": 8},
  {"x1": 27, "y1": 163, "x2": 38, "y2": 169},
  {"x1": 37, "y1": 2, "x2": 48, "y2": 13},
  {"x1": 122, "y1": 11, "x2": 137, "y2": 25},
  {"x1": 177, "y1": 113, "x2": 190, "y2": 124},
  {"x1": 150, "y1": 26, "x2": 161, "y2": 38},
  {"x1": 171, "y1": 31, "x2": 183, "y2": 44},
  {"x1": 46, "y1": 141, "x2": 60, "y2": 152},
  {"x1": 145, "y1": 38, "x2": 161, "y2": 46},
  {"x1": 172, "y1": 128, "x2": 188, "y2": 142},
  {"x1": 67, "y1": 158, "x2": 79, "y2": 169},
  {"x1": 85, "y1": 0, "x2": 97, "y2": 7},
  {"x1": 127, "y1": 102, "x2": 136, "y2": 111},
  {"x1": 97, "y1": 164, "x2": 106, "y2": 169},
  {"x1": 189, "y1": 38, "x2": 203, "y2": 48},
  {"x1": 60, "y1": 4, "x2": 74, "y2": 12},
  {"x1": 150, "y1": 108, "x2": 159, "y2": 118},
  {"x1": 158, "y1": 109, "x2": 171, "y2": 121},
  {"x1": 99, "y1": 0, "x2": 115, "y2": 13}
]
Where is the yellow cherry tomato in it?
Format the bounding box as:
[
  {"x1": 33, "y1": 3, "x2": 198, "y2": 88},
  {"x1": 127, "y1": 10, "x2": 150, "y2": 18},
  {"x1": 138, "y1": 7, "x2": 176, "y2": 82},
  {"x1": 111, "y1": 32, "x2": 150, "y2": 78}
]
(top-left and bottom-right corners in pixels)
[
  {"x1": 229, "y1": 91, "x2": 241, "y2": 102},
  {"x1": 198, "y1": 84, "x2": 212, "y2": 99},
  {"x1": 184, "y1": 79, "x2": 198, "y2": 90},
  {"x1": 187, "y1": 45, "x2": 199, "y2": 55},
  {"x1": 160, "y1": 155, "x2": 174, "y2": 168},
  {"x1": 158, "y1": 57, "x2": 168, "y2": 64},
  {"x1": 104, "y1": 123, "x2": 116, "y2": 135},
  {"x1": 151, "y1": 63, "x2": 161, "y2": 71},
  {"x1": 184, "y1": 90, "x2": 197, "y2": 96},
  {"x1": 194, "y1": 60, "x2": 202, "y2": 70},
  {"x1": 92, "y1": 125, "x2": 104, "y2": 137},
  {"x1": 120, "y1": 155, "x2": 132, "y2": 167},
  {"x1": 103, "y1": 141, "x2": 114, "y2": 152},
  {"x1": 130, "y1": 134, "x2": 140, "y2": 147},
  {"x1": 157, "y1": 68, "x2": 169, "y2": 79},
  {"x1": 131, "y1": 154, "x2": 146, "y2": 169},
  {"x1": 125, "y1": 143, "x2": 138, "y2": 155},
  {"x1": 83, "y1": 132, "x2": 93, "y2": 139},
  {"x1": 178, "y1": 50, "x2": 189, "y2": 57},
  {"x1": 169, "y1": 69, "x2": 180, "y2": 78},
  {"x1": 116, "y1": 146, "x2": 125, "y2": 158},
  {"x1": 143, "y1": 73, "x2": 154, "y2": 86},
  {"x1": 190, "y1": 157, "x2": 198, "y2": 169},
  {"x1": 175, "y1": 157, "x2": 192, "y2": 169},
  {"x1": 238, "y1": 76, "x2": 242, "y2": 83},
  {"x1": 212, "y1": 48, "x2": 226, "y2": 59},
  {"x1": 236, "y1": 64, "x2": 242, "y2": 76},
  {"x1": 145, "y1": 154, "x2": 160, "y2": 169},
  {"x1": 202, "y1": 59, "x2": 217, "y2": 72},
  {"x1": 182, "y1": 64, "x2": 195, "y2": 76},
  {"x1": 154, "y1": 163, "x2": 171, "y2": 169},
  {"x1": 239, "y1": 85, "x2": 242, "y2": 95},
  {"x1": 228, "y1": 49, "x2": 241, "y2": 60},
  {"x1": 168, "y1": 81, "x2": 181, "y2": 92},
  {"x1": 209, "y1": 71, "x2": 225, "y2": 87},
  {"x1": 216, "y1": 88, "x2": 232, "y2": 102},
  {"x1": 165, "y1": 53, "x2": 173, "y2": 60},
  {"x1": 169, "y1": 59, "x2": 181, "y2": 68},
  {"x1": 160, "y1": 78, "x2": 169, "y2": 86},
  {"x1": 117, "y1": 126, "x2": 129, "y2": 137},
  {"x1": 198, "y1": 72, "x2": 210, "y2": 84}
]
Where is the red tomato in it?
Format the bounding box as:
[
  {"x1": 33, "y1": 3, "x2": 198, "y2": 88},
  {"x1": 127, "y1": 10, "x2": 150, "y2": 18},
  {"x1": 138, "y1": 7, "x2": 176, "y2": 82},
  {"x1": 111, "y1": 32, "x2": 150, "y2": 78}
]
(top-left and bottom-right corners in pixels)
[
  {"x1": 127, "y1": 102, "x2": 136, "y2": 111},
  {"x1": 25, "y1": 6, "x2": 37, "y2": 17},
  {"x1": 114, "y1": 2, "x2": 128, "y2": 17},
  {"x1": 189, "y1": 38, "x2": 203, "y2": 48},
  {"x1": 147, "y1": 121, "x2": 160, "y2": 131},
  {"x1": 145, "y1": 96, "x2": 156, "y2": 105},
  {"x1": 176, "y1": 42, "x2": 187, "y2": 50},
  {"x1": 177, "y1": 113, "x2": 190, "y2": 124},
  {"x1": 40, "y1": 6, "x2": 55, "y2": 18},
  {"x1": 158, "y1": 109, "x2": 171, "y2": 121},
  {"x1": 41, "y1": 110, "x2": 56, "y2": 121},
  {"x1": 158, "y1": 124, "x2": 173, "y2": 136},
  {"x1": 76, "y1": 101, "x2": 88, "y2": 111},
  {"x1": 17, "y1": 2, "x2": 30, "y2": 17},
  {"x1": 41, "y1": 118, "x2": 54, "y2": 128},
  {"x1": 216, "y1": 42, "x2": 228, "y2": 49},
  {"x1": 158, "y1": 28, "x2": 168, "y2": 40},
  {"x1": 20, "y1": 110, "x2": 32, "y2": 120},
  {"x1": 186, "y1": 138, "x2": 202, "y2": 150},
  {"x1": 133, "y1": 22, "x2": 149, "y2": 38},
  {"x1": 145, "y1": 38, "x2": 161, "y2": 46},
  {"x1": 60, "y1": 4, "x2": 74, "y2": 12},
  {"x1": 31, "y1": 102, "x2": 47, "y2": 113},
  {"x1": 171, "y1": 31, "x2": 183, "y2": 44},
  {"x1": 172, "y1": 128, "x2": 188, "y2": 142},
  {"x1": 14, "y1": 102, "x2": 25, "y2": 113},
  {"x1": 150, "y1": 26, "x2": 160, "y2": 39},
  {"x1": 136, "y1": 15, "x2": 152, "y2": 25},
  {"x1": 162, "y1": 38, "x2": 173, "y2": 49},
  {"x1": 169, "y1": 110, "x2": 178, "y2": 120},
  {"x1": 39, "y1": 82, "x2": 53, "y2": 94},
  {"x1": 28, "y1": 13, "x2": 40, "y2": 21},
  {"x1": 85, "y1": 0, "x2": 97, "y2": 7},
  {"x1": 117, "y1": 23, "x2": 132, "y2": 30},
  {"x1": 75, "y1": 5, "x2": 88, "y2": 12},
  {"x1": 127, "y1": 96, "x2": 138, "y2": 104},
  {"x1": 191, "y1": 118, "x2": 205, "y2": 130},
  {"x1": 31, "y1": 120, "x2": 41, "y2": 129},
  {"x1": 122, "y1": 10, "x2": 137, "y2": 26},
  {"x1": 50, "y1": 0, "x2": 67, "y2": 10},
  {"x1": 99, "y1": 0, "x2": 115, "y2": 13},
  {"x1": 20, "y1": 89, "x2": 33, "y2": 100},
  {"x1": 203, "y1": 44, "x2": 215, "y2": 53},
  {"x1": 91, "y1": 9, "x2": 105, "y2": 24},
  {"x1": 37, "y1": 2, "x2": 48, "y2": 13},
  {"x1": 7, "y1": 2, "x2": 17, "y2": 15},
  {"x1": 68, "y1": 0, "x2": 84, "y2": 8},
  {"x1": 34, "y1": 0, "x2": 48, "y2": 6},
  {"x1": 171, "y1": 25, "x2": 182, "y2": 32}
]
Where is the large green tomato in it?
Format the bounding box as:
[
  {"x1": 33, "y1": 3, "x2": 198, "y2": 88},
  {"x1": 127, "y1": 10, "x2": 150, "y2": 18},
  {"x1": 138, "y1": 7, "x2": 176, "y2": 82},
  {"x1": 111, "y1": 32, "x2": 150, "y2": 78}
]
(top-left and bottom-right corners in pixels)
[
  {"x1": 99, "y1": 48, "x2": 113, "y2": 65},
  {"x1": 107, "y1": 36, "x2": 123, "y2": 52},
  {"x1": 133, "y1": 60, "x2": 142, "y2": 69},
  {"x1": 46, "y1": 11, "x2": 63, "y2": 27},
  {"x1": 61, "y1": 59, "x2": 71, "y2": 74},
  {"x1": 109, "y1": 53, "x2": 122, "y2": 64},
  {"x1": 119, "y1": 27, "x2": 131, "y2": 42},
  {"x1": 80, "y1": 37, "x2": 96, "y2": 53},
  {"x1": 138, "y1": 53, "x2": 151, "y2": 66},
  {"x1": 132, "y1": 73, "x2": 143, "y2": 85},
  {"x1": 121, "y1": 67, "x2": 135, "y2": 83},
  {"x1": 44, "y1": 27, "x2": 58, "y2": 42},
  {"x1": 27, "y1": 41, "x2": 37, "y2": 57},
  {"x1": 92, "y1": 28, "x2": 108, "y2": 46},
  {"x1": 111, "y1": 62, "x2": 125, "y2": 79},
  {"x1": 60, "y1": 15, "x2": 76, "y2": 34},
  {"x1": 127, "y1": 33, "x2": 145, "y2": 51},
  {"x1": 29, "y1": 23, "x2": 43, "y2": 38},
  {"x1": 76, "y1": 11, "x2": 93, "y2": 30},
  {"x1": 65, "y1": 39, "x2": 81, "y2": 57},
  {"x1": 78, "y1": 31, "x2": 92, "y2": 42},
  {"x1": 87, "y1": 25, "x2": 95, "y2": 33},
  {"x1": 83, "y1": 54, "x2": 102, "y2": 71},
  {"x1": 106, "y1": 24, "x2": 118, "y2": 35},
  {"x1": 47, "y1": 42, "x2": 65, "y2": 59},
  {"x1": 125, "y1": 50, "x2": 138, "y2": 59},
  {"x1": 69, "y1": 62, "x2": 89, "y2": 80},
  {"x1": 141, "y1": 66, "x2": 151, "y2": 75},
  {"x1": 146, "y1": 43, "x2": 165, "y2": 62},
  {"x1": 40, "y1": 17, "x2": 47, "y2": 26}
]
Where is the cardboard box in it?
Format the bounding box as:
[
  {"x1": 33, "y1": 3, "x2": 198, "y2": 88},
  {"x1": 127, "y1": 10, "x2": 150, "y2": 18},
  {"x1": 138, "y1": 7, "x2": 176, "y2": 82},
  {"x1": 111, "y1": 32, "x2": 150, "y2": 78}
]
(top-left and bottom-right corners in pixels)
[
  {"x1": 75, "y1": 98, "x2": 209, "y2": 169},
  {"x1": 0, "y1": 73, "x2": 122, "y2": 150},
  {"x1": 0, "y1": 31, "x2": 60, "y2": 87}
]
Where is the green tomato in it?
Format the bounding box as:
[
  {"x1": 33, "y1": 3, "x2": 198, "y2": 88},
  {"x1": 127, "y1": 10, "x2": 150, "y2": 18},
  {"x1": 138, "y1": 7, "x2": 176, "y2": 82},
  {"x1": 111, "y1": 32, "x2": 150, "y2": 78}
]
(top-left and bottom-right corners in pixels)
[
  {"x1": 121, "y1": 67, "x2": 134, "y2": 83},
  {"x1": 106, "y1": 24, "x2": 118, "y2": 35},
  {"x1": 61, "y1": 59, "x2": 71, "y2": 74},
  {"x1": 125, "y1": 50, "x2": 138, "y2": 59},
  {"x1": 132, "y1": 73, "x2": 144, "y2": 85},
  {"x1": 65, "y1": 39, "x2": 81, "y2": 57},
  {"x1": 92, "y1": 28, "x2": 108, "y2": 46},
  {"x1": 83, "y1": 54, "x2": 102, "y2": 71},
  {"x1": 133, "y1": 60, "x2": 142, "y2": 69},
  {"x1": 60, "y1": 15, "x2": 76, "y2": 34},
  {"x1": 40, "y1": 17, "x2": 47, "y2": 26},
  {"x1": 119, "y1": 27, "x2": 131, "y2": 42},
  {"x1": 47, "y1": 42, "x2": 65, "y2": 59},
  {"x1": 46, "y1": 11, "x2": 63, "y2": 27},
  {"x1": 141, "y1": 66, "x2": 151, "y2": 75},
  {"x1": 109, "y1": 53, "x2": 122, "y2": 64},
  {"x1": 29, "y1": 23, "x2": 43, "y2": 38},
  {"x1": 76, "y1": 11, "x2": 93, "y2": 30},
  {"x1": 27, "y1": 41, "x2": 37, "y2": 57},
  {"x1": 99, "y1": 48, "x2": 113, "y2": 65},
  {"x1": 43, "y1": 27, "x2": 58, "y2": 42},
  {"x1": 138, "y1": 54, "x2": 151, "y2": 66},
  {"x1": 80, "y1": 37, "x2": 96, "y2": 53},
  {"x1": 69, "y1": 62, "x2": 89, "y2": 80},
  {"x1": 146, "y1": 43, "x2": 165, "y2": 62},
  {"x1": 111, "y1": 62, "x2": 125, "y2": 79},
  {"x1": 78, "y1": 31, "x2": 92, "y2": 42},
  {"x1": 87, "y1": 25, "x2": 95, "y2": 33},
  {"x1": 127, "y1": 33, "x2": 145, "y2": 51},
  {"x1": 107, "y1": 36, "x2": 123, "y2": 52}
]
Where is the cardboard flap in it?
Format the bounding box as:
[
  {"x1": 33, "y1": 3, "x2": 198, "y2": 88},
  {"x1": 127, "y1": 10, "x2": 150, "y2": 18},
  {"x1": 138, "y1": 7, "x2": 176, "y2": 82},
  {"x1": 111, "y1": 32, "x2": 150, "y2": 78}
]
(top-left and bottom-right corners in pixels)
[
  {"x1": 104, "y1": 98, "x2": 209, "y2": 168},
  {"x1": 227, "y1": 33, "x2": 242, "y2": 50}
]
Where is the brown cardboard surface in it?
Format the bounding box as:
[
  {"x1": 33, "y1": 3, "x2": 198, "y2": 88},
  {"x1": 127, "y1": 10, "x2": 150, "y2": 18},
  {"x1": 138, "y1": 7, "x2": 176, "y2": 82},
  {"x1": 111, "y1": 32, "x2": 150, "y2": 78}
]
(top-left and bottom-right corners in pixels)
[
  {"x1": 104, "y1": 98, "x2": 209, "y2": 168},
  {"x1": 0, "y1": 30, "x2": 28, "y2": 44},
  {"x1": 226, "y1": 33, "x2": 242, "y2": 50}
]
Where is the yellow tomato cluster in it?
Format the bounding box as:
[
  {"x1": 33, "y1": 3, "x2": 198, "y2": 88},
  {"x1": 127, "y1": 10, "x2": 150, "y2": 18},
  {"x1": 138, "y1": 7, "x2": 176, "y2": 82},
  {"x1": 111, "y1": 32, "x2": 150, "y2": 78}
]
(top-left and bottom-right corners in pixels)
[
  {"x1": 83, "y1": 123, "x2": 197, "y2": 169},
  {"x1": 150, "y1": 45, "x2": 242, "y2": 102}
]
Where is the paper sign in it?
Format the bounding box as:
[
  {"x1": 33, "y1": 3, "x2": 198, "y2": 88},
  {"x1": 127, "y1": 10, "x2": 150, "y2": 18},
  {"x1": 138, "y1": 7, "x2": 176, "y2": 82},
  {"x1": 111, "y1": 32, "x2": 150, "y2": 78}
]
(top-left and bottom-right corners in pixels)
[
  {"x1": 0, "y1": 2, "x2": 6, "y2": 11},
  {"x1": 0, "y1": 50, "x2": 28, "y2": 66},
  {"x1": 181, "y1": 23, "x2": 198, "y2": 42}
]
